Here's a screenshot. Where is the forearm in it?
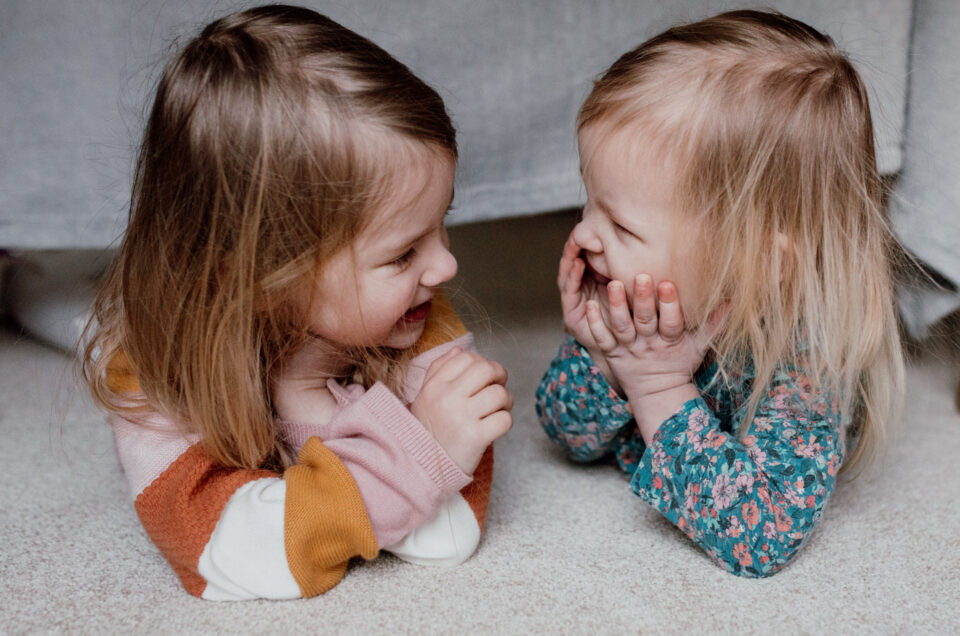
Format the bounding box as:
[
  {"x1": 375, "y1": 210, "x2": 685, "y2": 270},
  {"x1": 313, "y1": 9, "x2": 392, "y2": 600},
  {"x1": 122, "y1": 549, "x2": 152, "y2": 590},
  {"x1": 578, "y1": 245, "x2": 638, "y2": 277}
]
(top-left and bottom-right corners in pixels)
[
  {"x1": 630, "y1": 397, "x2": 842, "y2": 577},
  {"x1": 536, "y1": 336, "x2": 635, "y2": 462},
  {"x1": 622, "y1": 381, "x2": 700, "y2": 443}
]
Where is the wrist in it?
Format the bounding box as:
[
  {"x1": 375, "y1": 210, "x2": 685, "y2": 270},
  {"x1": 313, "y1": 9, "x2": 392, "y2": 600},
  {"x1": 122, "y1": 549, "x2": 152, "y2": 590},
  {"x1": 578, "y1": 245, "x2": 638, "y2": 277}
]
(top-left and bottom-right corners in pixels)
[
  {"x1": 625, "y1": 382, "x2": 700, "y2": 443},
  {"x1": 580, "y1": 344, "x2": 623, "y2": 393}
]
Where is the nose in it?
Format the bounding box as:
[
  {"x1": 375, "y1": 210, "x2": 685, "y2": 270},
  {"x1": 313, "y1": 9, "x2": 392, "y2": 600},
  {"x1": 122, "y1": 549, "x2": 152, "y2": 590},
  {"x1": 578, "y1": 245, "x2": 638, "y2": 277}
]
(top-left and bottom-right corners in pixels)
[
  {"x1": 572, "y1": 216, "x2": 603, "y2": 254},
  {"x1": 421, "y1": 241, "x2": 458, "y2": 288}
]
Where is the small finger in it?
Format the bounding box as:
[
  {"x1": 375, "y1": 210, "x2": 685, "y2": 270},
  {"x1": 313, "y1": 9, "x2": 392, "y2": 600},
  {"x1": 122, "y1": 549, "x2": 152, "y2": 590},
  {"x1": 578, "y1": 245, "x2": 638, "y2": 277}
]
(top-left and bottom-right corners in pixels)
[
  {"x1": 657, "y1": 281, "x2": 685, "y2": 341},
  {"x1": 457, "y1": 358, "x2": 509, "y2": 395},
  {"x1": 606, "y1": 280, "x2": 636, "y2": 342},
  {"x1": 470, "y1": 383, "x2": 514, "y2": 418},
  {"x1": 560, "y1": 257, "x2": 585, "y2": 297},
  {"x1": 632, "y1": 274, "x2": 658, "y2": 337},
  {"x1": 585, "y1": 300, "x2": 617, "y2": 352},
  {"x1": 423, "y1": 346, "x2": 462, "y2": 383},
  {"x1": 480, "y1": 409, "x2": 513, "y2": 439}
]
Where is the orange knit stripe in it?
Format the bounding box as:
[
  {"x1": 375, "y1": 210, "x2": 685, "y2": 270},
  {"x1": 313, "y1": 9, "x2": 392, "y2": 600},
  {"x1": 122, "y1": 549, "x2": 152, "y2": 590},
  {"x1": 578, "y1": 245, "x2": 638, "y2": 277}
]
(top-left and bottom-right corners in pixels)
[
  {"x1": 412, "y1": 290, "x2": 468, "y2": 356},
  {"x1": 106, "y1": 350, "x2": 141, "y2": 394},
  {"x1": 284, "y1": 437, "x2": 379, "y2": 597},
  {"x1": 459, "y1": 445, "x2": 494, "y2": 531},
  {"x1": 133, "y1": 444, "x2": 276, "y2": 597}
]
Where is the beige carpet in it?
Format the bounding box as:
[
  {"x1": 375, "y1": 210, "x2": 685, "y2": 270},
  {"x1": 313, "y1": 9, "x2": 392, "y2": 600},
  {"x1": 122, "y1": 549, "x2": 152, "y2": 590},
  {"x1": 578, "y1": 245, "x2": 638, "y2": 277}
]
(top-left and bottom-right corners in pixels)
[{"x1": 2, "y1": 212, "x2": 958, "y2": 633}]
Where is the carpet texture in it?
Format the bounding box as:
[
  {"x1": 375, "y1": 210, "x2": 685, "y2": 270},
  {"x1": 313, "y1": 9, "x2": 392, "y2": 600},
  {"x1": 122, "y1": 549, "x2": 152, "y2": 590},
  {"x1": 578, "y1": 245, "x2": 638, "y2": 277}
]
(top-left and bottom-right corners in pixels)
[{"x1": 1, "y1": 212, "x2": 958, "y2": 633}]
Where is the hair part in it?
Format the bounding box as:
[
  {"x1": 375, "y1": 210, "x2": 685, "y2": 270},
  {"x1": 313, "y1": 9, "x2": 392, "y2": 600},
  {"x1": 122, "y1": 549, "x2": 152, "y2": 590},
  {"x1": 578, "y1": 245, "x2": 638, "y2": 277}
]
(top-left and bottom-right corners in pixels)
[
  {"x1": 83, "y1": 5, "x2": 457, "y2": 470},
  {"x1": 579, "y1": 9, "x2": 905, "y2": 473}
]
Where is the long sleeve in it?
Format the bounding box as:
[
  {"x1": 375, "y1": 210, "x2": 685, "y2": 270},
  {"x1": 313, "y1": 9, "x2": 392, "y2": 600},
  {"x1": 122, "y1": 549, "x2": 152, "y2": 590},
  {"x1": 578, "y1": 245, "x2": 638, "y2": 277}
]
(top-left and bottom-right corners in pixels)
[
  {"x1": 535, "y1": 335, "x2": 646, "y2": 472},
  {"x1": 109, "y1": 292, "x2": 491, "y2": 599},
  {"x1": 536, "y1": 337, "x2": 845, "y2": 578},
  {"x1": 282, "y1": 291, "x2": 495, "y2": 567},
  {"x1": 630, "y1": 364, "x2": 845, "y2": 578},
  {"x1": 112, "y1": 412, "x2": 376, "y2": 600}
]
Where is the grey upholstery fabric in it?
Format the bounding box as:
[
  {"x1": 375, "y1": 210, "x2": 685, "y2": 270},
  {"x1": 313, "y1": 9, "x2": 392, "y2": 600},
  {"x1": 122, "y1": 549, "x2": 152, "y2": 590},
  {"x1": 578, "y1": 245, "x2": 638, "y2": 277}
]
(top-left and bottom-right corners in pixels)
[
  {"x1": 891, "y1": 0, "x2": 960, "y2": 336},
  {"x1": 1, "y1": 0, "x2": 911, "y2": 249}
]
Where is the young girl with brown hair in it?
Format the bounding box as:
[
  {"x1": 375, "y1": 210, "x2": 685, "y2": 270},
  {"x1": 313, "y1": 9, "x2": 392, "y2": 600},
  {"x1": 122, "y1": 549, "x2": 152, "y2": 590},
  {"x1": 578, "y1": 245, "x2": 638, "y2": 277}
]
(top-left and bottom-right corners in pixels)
[
  {"x1": 83, "y1": 5, "x2": 511, "y2": 600},
  {"x1": 536, "y1": 10, "x2": 904, "y2": 577}
]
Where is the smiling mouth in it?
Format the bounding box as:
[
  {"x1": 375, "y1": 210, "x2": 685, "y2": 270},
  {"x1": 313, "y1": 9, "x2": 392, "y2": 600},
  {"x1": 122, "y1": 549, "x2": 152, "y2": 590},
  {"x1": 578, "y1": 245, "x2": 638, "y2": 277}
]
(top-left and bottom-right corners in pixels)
[
  {"x1": 401, "y1": 300, "x2": 432, "y2": 324},
  {"x1": 583, "y1": 259, "x2": 612, "y2": 287}
]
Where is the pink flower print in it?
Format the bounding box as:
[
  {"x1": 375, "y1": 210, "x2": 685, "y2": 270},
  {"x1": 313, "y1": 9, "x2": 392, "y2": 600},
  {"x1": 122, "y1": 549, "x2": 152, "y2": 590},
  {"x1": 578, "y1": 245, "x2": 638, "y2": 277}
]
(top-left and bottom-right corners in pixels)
[
  {"x1": 691, "y1": 433, "x2": 705, "y2": 453},
  {"x1": 743, "y1": 435, "x2": 758, "y2": 448},
  {"x1": 794, "y1": 434, "x2": 822, "y2": 458},
  {"x1": 727, "y1": 516, "x2": 744, "y2": 538},
  {"x1": 712, "y1": 474, "x2": 735, "y2": 510},
  {"x1": 747, "y1": 445, "x2": 767, "y2": 467},
  {"x1": 753, "y1": 418, "x2": 773, "y2": 433},
  {"x1": 827, "y1": 455, "x2": 840, "y2": 477},
  {"x1": 652, "y1": 447, "x2": 667, "y2": 471},
  {"x1": 735, "y1": 472, "x2": 755, "y2": 494},
  {"x1": 763, "y1": 520, "x2": 778, "y2": 540},
  {"x1": 734, "y1": 459, "x2": 745, "y2": 472},
  {"x1": 741, "y1": 501, "x2": 760, "y2": 529},
  {"x1": 774, "y1": 506, "x2": 793, "y2": 533},
  {"x1": 783, "y1": 488, "x2": 801, "y2": 507},
  {"x1": 688, "y1": 409, "x2": 708, "y2": 434},
  {"x1": 756, "y1": 487, "x2": 772, "y2": 507},
  {"x1": 806, "y1": 495, "x2": 816, "y2": 509},
  {"x1": 732, "y1": 542, "x2": 753, "y2": 567}
]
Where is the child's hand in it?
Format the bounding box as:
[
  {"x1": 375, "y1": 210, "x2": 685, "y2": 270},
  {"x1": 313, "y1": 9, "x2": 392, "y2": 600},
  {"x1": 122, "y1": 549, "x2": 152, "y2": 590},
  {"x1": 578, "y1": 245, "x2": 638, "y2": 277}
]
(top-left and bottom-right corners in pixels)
[
  {"x1": 410, "y1": 347, "x2": 513, "y2": 475},
  {"x1": 585, "y1": 275, "x2": 723, "y2": 441},
  {"x1": 558, "y1": 232, "x2": 621, "y2": 390}
]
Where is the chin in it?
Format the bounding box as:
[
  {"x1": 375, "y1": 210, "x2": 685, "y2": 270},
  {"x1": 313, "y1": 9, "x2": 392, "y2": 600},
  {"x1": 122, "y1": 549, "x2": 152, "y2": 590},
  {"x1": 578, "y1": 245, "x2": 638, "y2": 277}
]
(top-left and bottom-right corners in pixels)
[{"x1": 381, "y1": 322, "x2": 426, "y2": 350}]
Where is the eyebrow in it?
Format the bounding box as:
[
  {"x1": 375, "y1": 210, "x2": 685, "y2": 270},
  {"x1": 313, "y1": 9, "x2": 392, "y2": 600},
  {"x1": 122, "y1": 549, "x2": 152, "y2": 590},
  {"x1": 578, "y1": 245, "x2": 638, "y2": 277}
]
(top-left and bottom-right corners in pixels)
[{"x1": 386, "y1": 189, "x2": 456, "y2": 252}]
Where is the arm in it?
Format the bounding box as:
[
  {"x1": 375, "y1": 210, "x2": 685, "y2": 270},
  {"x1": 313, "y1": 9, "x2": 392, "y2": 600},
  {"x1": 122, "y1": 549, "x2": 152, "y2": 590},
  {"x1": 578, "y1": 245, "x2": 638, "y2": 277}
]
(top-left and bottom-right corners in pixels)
[
  {"x1": 384, "y1": 292, "x2": 496, "y2": 566},
  {"x1": 629, "y1": 366, "x2": 845, "y2": 578},
  {"x1": 535, "y1": 335, "x2": 639, "y2": 464},
  {"x1": 114, "y1": 386, "x2": 471, "y2": 600},
  {"x1": 112, "y1": 414, "x2": 375, "y2": 600},
  {"x1": 280, "y1": 291, "x2": 499, "y2": 568}
]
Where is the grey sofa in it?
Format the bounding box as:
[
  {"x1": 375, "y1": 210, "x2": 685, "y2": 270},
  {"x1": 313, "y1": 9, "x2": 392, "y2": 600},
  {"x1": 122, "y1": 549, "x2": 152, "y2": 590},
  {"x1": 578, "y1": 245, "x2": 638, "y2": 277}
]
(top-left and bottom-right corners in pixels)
[{"x1": 1, "y1": 0, "x2": 955, "y2": 342}]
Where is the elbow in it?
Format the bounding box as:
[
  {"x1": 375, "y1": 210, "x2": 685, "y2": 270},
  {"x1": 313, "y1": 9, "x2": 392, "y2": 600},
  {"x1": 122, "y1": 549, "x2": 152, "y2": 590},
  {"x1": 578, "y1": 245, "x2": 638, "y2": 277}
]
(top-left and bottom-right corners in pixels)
[
  {"x1": 716, "y1": 532, "x2": 808, "y2": 579},
  {"x1": 383, "y1": 494, "x2": 481, "y2": 567}
]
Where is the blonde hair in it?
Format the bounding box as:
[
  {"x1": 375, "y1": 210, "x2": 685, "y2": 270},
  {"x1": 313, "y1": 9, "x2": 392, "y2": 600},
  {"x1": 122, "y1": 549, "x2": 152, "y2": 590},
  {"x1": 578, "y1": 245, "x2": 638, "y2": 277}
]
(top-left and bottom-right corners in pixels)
[
  {"x1": 579, "y1": 10, "x2": 904, "y2": 472},
  {"x1": 83, "y1": 5, "x2": 457, "y2": 470}
]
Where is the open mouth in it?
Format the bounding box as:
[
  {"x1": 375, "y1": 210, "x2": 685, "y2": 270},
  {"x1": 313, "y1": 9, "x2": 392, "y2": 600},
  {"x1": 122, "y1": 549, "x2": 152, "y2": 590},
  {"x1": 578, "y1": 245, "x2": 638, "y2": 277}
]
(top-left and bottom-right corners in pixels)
[
  {"x1": 584, "y1": 259, "x2": 612, "y2": 287},
  {"x1": 401, "y1": 300, "x2": 432, "y2": 324}
]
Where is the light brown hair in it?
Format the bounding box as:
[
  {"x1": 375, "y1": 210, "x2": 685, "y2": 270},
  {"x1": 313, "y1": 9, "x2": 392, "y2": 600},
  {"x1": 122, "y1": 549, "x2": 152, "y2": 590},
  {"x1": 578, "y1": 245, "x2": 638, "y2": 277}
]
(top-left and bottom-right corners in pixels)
[
  {"x1": 579, "y1": 10, "x2": 904, "y2": 472},
  {"x1": 83, "y1": 5, "x2": 457, "y2": 470}
]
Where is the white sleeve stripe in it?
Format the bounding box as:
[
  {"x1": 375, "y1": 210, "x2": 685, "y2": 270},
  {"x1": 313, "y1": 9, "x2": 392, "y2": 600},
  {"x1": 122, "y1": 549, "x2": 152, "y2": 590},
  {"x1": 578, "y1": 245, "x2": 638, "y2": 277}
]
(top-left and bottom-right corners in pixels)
[
  {"x1": 198, "y1": 478, "x2": 302, "y2": 601},
  {"x1": 383, "y1": 493, "x2": 481, "y2": 567}
]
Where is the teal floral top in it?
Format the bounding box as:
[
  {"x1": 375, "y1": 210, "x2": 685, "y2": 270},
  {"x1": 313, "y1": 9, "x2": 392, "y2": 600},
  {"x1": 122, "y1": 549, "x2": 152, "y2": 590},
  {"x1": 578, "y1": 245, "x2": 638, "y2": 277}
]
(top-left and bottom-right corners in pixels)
[{"x1": 535, "y1": 336, "x2": 847, "y2": 578}]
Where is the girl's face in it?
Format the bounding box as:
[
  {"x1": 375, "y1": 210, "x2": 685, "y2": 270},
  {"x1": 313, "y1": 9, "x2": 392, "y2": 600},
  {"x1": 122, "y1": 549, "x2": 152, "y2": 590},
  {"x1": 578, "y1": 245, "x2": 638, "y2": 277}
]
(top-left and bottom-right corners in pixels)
[
  {"x1": 308, "y1": 146, "x2": 458, "y2": 350},
  {"x1": 573, "y1": 124, "x2": 701, "y2": 315}
]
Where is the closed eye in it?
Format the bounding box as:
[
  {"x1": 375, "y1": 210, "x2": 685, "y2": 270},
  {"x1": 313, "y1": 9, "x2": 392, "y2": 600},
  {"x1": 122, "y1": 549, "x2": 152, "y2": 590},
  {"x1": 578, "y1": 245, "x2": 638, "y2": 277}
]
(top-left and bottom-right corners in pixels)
[
  {"x1": 389, "y1": 247, "x2": 416, "y2": 268},
  {"x1": 613, "y1": 221, "x2": 640, "y2": 241}
]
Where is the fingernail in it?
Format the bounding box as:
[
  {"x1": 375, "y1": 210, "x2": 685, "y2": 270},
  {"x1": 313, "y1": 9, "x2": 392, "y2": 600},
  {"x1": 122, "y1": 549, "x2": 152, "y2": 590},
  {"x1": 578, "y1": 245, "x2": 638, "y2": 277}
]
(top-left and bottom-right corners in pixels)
[
  {"x1": 659, "y1": 282, "x2": 676, "y2": 302},
  {"x1": 636, "y1": 274, "x2": 652, "y2": 294}
]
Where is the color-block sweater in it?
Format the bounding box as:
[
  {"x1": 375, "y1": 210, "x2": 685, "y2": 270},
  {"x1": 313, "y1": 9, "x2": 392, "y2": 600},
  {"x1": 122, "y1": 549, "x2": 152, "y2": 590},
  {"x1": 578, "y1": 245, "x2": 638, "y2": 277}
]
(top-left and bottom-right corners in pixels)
[{"x1": 109, "y1": 297, "x2": 493, "y2": 600}]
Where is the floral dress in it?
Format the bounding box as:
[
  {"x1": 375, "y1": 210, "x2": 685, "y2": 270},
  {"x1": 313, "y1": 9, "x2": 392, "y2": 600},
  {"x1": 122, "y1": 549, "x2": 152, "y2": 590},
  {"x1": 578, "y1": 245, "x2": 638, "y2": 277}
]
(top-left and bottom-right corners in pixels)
[{"x1": 535, "y1": 335, "x2": 847, "y2": 578}]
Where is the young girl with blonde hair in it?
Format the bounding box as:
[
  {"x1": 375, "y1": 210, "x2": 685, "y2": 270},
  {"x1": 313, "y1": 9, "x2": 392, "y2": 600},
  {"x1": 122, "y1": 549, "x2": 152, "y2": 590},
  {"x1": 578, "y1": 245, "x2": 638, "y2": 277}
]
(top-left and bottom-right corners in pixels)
[
  {"x1": 536, "y1": 9, "x2": 904, "y2": 577},
  {"x1": 84, "y1": 5, "x2": 512, "y2": 600}
]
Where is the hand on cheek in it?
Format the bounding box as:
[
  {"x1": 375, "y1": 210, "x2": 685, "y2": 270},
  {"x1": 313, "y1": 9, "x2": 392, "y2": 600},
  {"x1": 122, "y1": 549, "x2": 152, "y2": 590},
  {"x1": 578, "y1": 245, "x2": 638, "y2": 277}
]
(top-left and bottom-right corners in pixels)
[
  {"x1": 585, "y1": 274, "x2": 717, "y2": 442},
  {"x1": 556, "y1": 231, "x2": 620, "y2": 390}
]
